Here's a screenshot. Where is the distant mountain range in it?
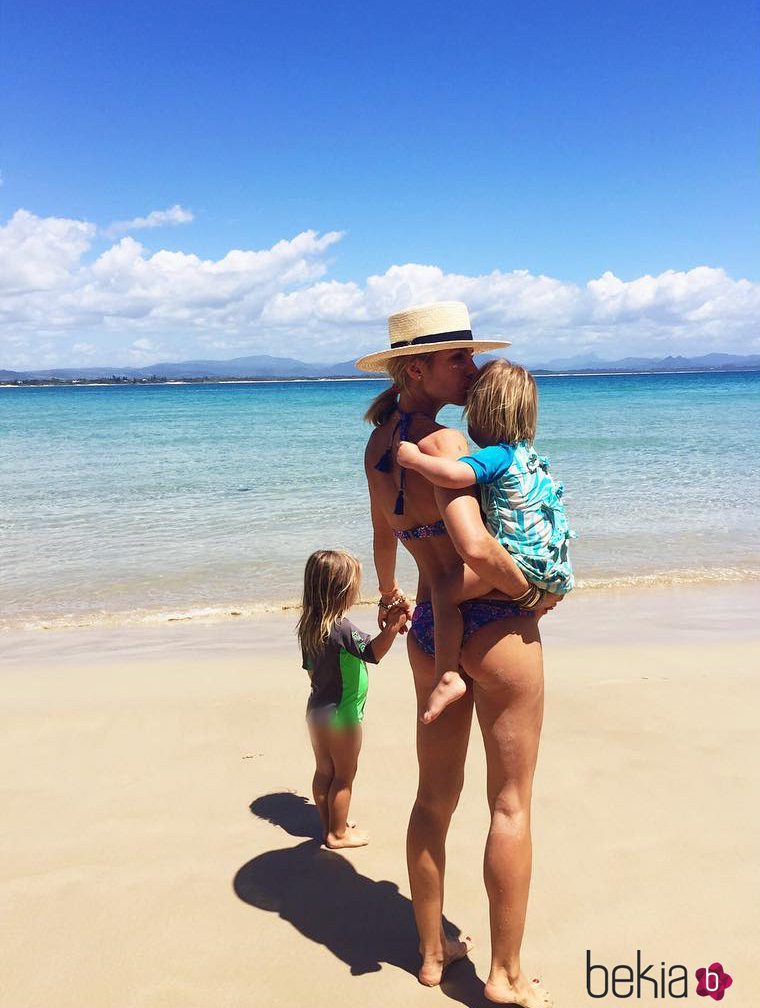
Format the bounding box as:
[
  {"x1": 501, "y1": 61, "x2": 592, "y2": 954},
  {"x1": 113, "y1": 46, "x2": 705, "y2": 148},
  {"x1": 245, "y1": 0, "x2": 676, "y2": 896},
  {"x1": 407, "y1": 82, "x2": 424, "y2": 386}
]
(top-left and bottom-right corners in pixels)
[
  {"x1": 0, "y1": 354, "x2": 361, "y2": 382},
  {"x1": 532, "y1": 351, "x2": 760, "y2": 373},
  {"x1": 3, "y1": 351, "x2": 760, "y2": 383}
]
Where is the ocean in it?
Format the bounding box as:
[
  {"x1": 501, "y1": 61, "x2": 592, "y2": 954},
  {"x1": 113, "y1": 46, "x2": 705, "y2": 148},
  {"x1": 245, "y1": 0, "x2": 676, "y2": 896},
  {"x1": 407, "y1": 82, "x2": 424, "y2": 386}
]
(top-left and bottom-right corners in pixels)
[{"x1": 2, "y1": 371, "x2": 759, "y2": 630}]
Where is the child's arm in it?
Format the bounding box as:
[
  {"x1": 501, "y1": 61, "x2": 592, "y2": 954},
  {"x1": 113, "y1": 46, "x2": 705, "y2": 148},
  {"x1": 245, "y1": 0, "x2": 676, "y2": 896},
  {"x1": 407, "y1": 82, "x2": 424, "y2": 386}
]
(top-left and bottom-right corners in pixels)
[
  {"x1": 340, "y1": 608, "x2": 407, "y2": 666},
  {"x1": 399, "y1": 440, "x2": 517, "y2": 490},
  {"x1": 397, "y1": 441, "x2": 477, "y2": 489}
]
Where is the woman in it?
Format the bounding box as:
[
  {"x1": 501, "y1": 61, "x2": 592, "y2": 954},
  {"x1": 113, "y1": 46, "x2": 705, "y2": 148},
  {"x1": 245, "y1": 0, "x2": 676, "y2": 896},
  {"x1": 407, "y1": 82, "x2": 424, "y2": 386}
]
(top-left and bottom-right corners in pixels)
[{"x1": 357, "y1": 302, "x2": 559, "y2": 1008}]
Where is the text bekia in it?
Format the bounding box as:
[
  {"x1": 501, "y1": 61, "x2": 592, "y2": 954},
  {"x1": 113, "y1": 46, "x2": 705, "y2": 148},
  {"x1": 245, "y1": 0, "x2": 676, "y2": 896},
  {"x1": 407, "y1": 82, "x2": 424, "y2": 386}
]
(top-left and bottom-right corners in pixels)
[
  {"x1": 585, "y1": 952, "x2": 734, "y2": 1000},
  {"x1": 586, "y1": 950, "x2": 689, "y2": 999}
]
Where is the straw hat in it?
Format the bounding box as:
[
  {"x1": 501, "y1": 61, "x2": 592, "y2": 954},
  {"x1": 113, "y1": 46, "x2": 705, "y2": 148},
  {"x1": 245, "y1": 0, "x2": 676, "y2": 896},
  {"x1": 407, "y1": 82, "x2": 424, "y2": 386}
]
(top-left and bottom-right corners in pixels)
[{"x1": 354, "y1": 301, "x2": 510, "y2": 373}]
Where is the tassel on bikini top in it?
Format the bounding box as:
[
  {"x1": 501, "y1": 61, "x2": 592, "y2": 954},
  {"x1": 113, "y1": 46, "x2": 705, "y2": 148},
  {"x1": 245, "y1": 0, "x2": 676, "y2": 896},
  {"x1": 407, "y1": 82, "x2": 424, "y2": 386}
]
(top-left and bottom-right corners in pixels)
[{"x1": 374, "y1": 409, "x2": 448, "y2": 541}]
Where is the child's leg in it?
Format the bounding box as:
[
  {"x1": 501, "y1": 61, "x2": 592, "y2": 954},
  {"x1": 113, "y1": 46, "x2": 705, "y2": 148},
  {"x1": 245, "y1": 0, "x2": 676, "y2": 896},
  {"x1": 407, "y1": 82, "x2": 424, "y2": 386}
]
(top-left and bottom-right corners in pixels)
[
  {"x1": 324, "y1": 725, "x2": 369, "y2": 849},
  {"x1": 433, "y1": 565, "x2": 496, "y2": 675},
  {"x1": 308, "y1": 722, "x2": 334, "y2": 840},
  {"x1": 424, "y1": 565, "x2": 495, "y2": 725}
]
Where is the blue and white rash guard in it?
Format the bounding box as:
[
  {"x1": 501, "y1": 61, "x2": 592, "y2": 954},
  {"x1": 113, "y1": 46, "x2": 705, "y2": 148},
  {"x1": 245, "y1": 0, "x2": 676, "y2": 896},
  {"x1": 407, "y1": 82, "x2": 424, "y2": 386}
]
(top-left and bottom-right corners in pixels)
[{"x1": 458, "y1": 441, "x2": 576, "y2": 594}]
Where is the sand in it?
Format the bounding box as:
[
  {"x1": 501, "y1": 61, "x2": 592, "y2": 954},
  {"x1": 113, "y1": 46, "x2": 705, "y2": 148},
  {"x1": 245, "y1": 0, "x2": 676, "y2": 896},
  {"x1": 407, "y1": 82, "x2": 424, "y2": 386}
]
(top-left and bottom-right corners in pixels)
[{"x1": 2, "y1": 583, "x2": 759, "y2": 1007}]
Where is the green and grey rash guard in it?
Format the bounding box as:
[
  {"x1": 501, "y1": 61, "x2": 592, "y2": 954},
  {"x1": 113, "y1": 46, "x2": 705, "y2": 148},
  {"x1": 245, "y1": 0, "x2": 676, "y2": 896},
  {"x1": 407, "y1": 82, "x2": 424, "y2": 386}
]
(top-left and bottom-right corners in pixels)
[{"x1": 303, "y1": 618, "x2": 378, "y2": 727}]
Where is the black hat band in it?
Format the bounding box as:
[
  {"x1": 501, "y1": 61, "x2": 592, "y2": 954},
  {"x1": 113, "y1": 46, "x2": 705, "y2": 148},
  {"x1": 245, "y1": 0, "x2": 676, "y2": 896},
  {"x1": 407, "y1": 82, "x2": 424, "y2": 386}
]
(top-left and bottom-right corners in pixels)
[{"x1": 392, "y1": 329, "x2": 473, "y2": 349}]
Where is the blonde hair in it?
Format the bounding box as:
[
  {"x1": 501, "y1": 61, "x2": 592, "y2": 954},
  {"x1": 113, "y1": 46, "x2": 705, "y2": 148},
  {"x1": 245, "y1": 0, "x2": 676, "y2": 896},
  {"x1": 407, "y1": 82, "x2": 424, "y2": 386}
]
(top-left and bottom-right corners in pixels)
[
  {"x1": 363, "y1": 355, "x2": 429, "y2": 427},
  {"x1": 297, "y1": 550, "x2": 362, "y2": 662},
  {"x1": 465, "y1": 359, "x2": 537, "y2": 447}
]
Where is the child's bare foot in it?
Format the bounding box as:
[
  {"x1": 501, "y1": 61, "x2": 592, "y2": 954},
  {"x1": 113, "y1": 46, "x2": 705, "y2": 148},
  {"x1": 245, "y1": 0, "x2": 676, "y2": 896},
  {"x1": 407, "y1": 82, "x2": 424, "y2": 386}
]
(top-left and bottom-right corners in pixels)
[
  {"x1": 422, "y1": 670, "x2": 467, "y2": 724},
  {"x1": 418, "y1": 934, "x2": 473, "y2": 986},
  {"x1": 484, "y1": 972, "x2": 553, "y2": 1006},
  {"x1": 397, "y1": 440, "x2": 419, "y2": 467},
  {"x1": 319, "y1": 819, "x2": 356, "y2": 842},
  {"x1": 325, "y1": 825, "x2": 369, "y2": 849}
]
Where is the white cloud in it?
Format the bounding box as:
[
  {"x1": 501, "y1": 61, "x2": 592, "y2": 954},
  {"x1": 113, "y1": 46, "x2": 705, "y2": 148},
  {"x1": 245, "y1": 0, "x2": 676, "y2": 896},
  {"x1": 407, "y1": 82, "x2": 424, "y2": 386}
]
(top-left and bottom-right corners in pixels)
[
  {"x1": 259, "y1": 262, "x2": 760, "y2": 360},
  {"x1": 0, "y1": 209, "x2": 95, "y2": 293},
  {"x1": 1, "y1": 207, "x2": 758, "y2": 369},
  {"x1": 105, "y1": 204, "x2": 194, "y2": 238}
]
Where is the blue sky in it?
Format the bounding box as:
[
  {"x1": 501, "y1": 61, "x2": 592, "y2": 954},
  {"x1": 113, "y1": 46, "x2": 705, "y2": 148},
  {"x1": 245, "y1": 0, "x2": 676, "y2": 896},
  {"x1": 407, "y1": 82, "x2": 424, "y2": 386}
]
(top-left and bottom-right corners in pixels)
[{"x1": 1, "y1": 0, "x2": 758, "y2": 367}]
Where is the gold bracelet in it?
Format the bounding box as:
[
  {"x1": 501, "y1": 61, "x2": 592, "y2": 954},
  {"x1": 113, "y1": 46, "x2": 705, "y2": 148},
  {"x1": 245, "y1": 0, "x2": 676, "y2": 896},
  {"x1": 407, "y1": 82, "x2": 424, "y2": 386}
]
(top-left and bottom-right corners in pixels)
[
  {"x1": 512, "y1": 584, "x2": 543, "y2": 610},
  {"x1": 520, "y1": 587, "x2": 545, "y2": 611}
]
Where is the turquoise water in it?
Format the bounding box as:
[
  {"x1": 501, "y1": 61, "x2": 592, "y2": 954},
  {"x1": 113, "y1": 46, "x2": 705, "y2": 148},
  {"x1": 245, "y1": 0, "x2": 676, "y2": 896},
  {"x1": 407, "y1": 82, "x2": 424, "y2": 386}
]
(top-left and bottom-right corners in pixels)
[{"x1": 1, "y1": 372, "x2": 759, "y2": 629}]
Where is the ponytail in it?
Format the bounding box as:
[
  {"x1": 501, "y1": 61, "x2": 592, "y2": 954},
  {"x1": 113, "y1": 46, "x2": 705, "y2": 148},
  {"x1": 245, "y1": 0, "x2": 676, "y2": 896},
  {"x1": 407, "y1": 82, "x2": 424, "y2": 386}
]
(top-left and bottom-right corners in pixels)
[
  {"x1": 362, "y1": 354, "x2": 427, "y2": 427},
  {"x1": 364, "y1": 384, "x2": 399, "y2": 427}
]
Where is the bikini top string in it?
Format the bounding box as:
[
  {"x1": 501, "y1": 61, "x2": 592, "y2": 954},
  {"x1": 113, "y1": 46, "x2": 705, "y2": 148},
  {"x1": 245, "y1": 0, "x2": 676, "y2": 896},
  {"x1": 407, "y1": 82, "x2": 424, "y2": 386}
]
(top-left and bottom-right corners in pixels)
[{"x1": 373, "y1": 408, "x2": 417, "y2": 515}]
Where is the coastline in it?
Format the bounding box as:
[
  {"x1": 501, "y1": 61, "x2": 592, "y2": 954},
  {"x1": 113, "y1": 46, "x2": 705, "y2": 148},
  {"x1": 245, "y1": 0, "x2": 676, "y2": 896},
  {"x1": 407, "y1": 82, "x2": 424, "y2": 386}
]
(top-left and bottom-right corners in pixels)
[
  {"x1": 0, "y1": 377, "x2": 388, "y2": 388},
  {"x1": 4, "y1": 367, "x2": 760, "y2": 389},
  {"x1": 3, "y1": 572, "x2": 759, "y2": 636},
  {"x1": 3, "y1": 580, "x2": 760, "y2": 662},
  {"x1": 2, "y1": 583, "x2": 758, "y2": 1006}
]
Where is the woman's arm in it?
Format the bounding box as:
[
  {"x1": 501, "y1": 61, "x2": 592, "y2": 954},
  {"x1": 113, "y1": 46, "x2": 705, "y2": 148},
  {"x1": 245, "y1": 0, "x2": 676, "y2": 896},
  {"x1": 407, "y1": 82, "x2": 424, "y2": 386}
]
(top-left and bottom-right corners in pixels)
[
  {"x1": 436, "y1": 486, "x2": 531, "y2": 598},
  {"x1": 442, "y1": 490, "x2": 564, "y2": 615},
  {"x1": 364, "y1": 442, "x2": 400, "y2": 598},
  {"x1": 416, "y1": 427, "x2": 530, "y2": 598},
  {"x1": 370, "y1": 492, "x2": 400, "y2": 598},
  {"x1": 365, "y1": 443, "x2": 411, "y2": 629}
]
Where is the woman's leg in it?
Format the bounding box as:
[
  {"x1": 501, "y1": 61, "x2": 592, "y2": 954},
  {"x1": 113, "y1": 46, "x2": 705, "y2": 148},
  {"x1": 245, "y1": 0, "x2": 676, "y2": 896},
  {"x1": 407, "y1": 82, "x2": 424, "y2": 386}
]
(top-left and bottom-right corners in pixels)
[
  {"x1": 461, "y1": 615, "x2": 552, "y2": 1007},
  {"x1": 324, "y1": 725, "x2": 368, "y2": 849},
  {"x1": 307, "y1": 722, "x2": 334, "y2": 840},
  {"x1": 407, "y1": 631, "x2": 474, "y2": 985},
  {"x1": 425, "y1": 564, "x2": 497, "y2": 724}
]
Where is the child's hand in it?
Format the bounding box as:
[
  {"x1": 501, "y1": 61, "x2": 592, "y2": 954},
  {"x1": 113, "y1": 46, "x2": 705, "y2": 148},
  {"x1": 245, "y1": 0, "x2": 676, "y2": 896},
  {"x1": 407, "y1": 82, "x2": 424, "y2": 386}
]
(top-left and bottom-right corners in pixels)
[
  {"x1": 535, "y1": 591, "x2": 563, "y2": 619},
  {"x1": 397, "y1": 440, "x2": 420, "y2": 468}
]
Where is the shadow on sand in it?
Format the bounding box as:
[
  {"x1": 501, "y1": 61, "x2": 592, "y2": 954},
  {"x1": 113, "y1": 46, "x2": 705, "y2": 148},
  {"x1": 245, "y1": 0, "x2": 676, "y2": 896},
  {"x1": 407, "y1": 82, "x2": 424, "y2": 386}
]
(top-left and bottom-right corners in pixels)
[{"x1": 234, "y1": 792, "x2": 491, "y2": 1006}]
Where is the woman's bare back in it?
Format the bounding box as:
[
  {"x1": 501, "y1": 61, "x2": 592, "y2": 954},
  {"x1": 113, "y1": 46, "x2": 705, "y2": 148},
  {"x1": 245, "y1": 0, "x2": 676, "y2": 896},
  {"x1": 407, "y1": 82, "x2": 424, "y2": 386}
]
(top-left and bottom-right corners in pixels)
[{"x1": 365, "y1": 412, "x2": 476, "y2": 603}]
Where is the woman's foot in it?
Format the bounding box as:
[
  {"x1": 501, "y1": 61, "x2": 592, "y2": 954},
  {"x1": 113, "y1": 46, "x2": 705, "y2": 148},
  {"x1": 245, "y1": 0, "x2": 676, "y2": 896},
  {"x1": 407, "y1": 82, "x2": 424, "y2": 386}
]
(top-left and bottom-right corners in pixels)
[
  {"x1": 324, "y1": 825, "x2": 369, "y2": 849},
  {"x1": 484, "y1": 972, "x2": 553, "y2": 1006},
  {"x1": 418, "y1": 935, "x2": 473, "y2": 986},
  {"x1": 422, "y1": 671, "x2": 468, "y2": 724}
]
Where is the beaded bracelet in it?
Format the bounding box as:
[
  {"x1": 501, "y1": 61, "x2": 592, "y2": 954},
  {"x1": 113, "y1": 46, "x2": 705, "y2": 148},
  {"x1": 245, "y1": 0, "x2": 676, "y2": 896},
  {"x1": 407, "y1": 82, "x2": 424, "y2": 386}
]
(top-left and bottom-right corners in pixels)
[{"x1": 378, "y1": 595, "x2": 407, "y2": 613}]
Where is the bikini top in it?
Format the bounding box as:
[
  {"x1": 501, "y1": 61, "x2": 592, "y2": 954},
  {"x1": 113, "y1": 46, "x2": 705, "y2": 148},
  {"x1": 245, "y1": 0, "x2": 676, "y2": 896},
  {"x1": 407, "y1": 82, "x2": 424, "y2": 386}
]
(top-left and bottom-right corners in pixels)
[
  {"x1": 392, "y1": 519, "x2": 447, "y2": 541},
  {"x1": 374, "y1": 408, "x2": 448, "y2": 541}
]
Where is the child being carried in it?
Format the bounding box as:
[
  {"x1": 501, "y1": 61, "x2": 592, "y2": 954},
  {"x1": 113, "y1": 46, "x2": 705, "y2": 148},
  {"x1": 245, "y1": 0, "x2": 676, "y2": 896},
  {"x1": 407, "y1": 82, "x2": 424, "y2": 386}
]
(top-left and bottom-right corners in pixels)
[{"x1": 398, "y1": 359, "x2": 575, "y2": 724}]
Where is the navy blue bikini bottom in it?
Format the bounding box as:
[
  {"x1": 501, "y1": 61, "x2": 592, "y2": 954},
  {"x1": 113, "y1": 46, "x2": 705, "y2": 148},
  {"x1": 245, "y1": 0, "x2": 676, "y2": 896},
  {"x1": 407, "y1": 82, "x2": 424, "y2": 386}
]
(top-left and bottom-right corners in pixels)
[{"x1": 410, "y1": 598, "x2": 527, "y2": 656}]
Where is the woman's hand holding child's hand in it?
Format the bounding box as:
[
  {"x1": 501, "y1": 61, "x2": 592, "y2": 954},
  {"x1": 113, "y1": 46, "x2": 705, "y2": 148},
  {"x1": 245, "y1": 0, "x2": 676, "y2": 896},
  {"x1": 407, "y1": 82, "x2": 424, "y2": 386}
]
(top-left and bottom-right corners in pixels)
[
  {"x1": 378, "y1": 591, "x2": 412, "y2": 632},
  {"x1": 385, "y1": 603, "x2": 410, "y2": 635}
]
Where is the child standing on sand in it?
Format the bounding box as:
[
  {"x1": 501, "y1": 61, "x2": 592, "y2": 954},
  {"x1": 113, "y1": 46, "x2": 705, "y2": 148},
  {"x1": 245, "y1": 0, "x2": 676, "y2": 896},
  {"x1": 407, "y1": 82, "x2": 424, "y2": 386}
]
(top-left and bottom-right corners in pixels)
[
  {"x1": 398, "y1": 359, "x2": 575, "y2": 723},
  {"x1": 297, "y1": 549, "x2": 407, "y2": 848}
]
